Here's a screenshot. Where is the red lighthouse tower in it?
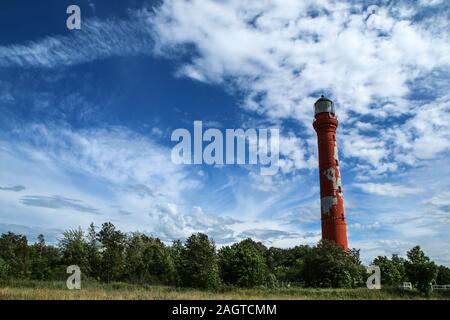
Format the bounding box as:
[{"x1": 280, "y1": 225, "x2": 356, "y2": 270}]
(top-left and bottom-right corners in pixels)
[{"x1": 313, "y1": 95, "x2": 348, "y2": 251}]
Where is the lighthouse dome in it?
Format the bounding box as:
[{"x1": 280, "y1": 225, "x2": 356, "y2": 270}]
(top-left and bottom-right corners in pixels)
[{"x1": 314, "y1": 95, "x2": 335, "y2": 115}]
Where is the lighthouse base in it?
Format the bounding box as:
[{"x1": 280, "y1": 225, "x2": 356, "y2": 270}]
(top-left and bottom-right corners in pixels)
[{"x1": 321, "y1": 216, "x2": 348, "y2": 251}]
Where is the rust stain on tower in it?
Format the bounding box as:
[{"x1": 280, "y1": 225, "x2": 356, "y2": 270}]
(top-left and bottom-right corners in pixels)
[{"x1": 313, "y1": 95, "x2": 348, "y2": 251}]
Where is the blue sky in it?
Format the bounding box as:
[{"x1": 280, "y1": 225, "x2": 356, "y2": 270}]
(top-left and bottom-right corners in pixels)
[{"x1": 0, "y1": 0, "x2": 449, "y2": 265}]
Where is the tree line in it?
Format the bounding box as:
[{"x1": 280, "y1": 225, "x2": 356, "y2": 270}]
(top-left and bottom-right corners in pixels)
[{"x1": 0, "y1": 222, "x2": 449, "y2": 294}]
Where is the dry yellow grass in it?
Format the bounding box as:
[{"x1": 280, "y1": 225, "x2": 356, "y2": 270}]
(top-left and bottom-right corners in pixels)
[{"x1": 1, "y1": 282, "x2": 449, "y2": 300}]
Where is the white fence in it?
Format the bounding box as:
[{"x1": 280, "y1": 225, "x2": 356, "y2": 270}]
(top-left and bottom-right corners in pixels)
[
  {"x1": 431, "y1": 284, "x2": 450, "y2": 291},
  {"x1": 402, "y1": 282, "x2": 413, "y2": 290}
]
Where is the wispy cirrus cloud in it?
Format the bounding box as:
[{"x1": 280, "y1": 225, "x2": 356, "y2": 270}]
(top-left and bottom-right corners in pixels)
[
  {"x1": 353, "y1": 182, "x2": 423, "y2": 197},
  {"x1": 151, "y1": 0, "x2": 450, "y2": 176},
  {"x1": 0, "y1": 185, "x2": 25, "y2": 192},
  {"x1": 2, "y1": 121, "x2": 299, "y2": 246},
  {"x1": 152, "y1": 0, "x2": 450, "y2": 118},
  {"x1": 348, "y1": 222, "x2": 381, "y2": 231},
  {"x1": 1, "y1": 0, "x2": 450, "y2": 265},
  {"x1": 0, "y1": 120, "x2": 202, "y2": 234},
  {"x1": 0, "y1": 14, "x2": 153, "y2": 68},
  {"x1": 238, "y1": 229, "x2": 302, "y2": 241},
  {"x1": 2, "y1": 1, "x2": 449, "y2": 175},
  {"x1": 149, "y1": 204, "x2": 239, "y2": 243},
  {"x1": 20, "y1": 195, "x2": 100, "y2": 215},
  {"x1": 426, "y1": 191, "x2": 450, "y2": 225},
  {"x1": 0, "y1": 223, "x2": 63, "y2": 244}
]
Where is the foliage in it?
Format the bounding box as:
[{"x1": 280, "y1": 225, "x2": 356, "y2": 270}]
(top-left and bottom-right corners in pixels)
[
  {"x1": 59, "y1": 228, "x2": 89, "y2": 275},
  {"x1": 97, "y1": 222, "x2": 126, "y2": 282},
  {"x1": 125, "y1": 233, "x2": 176, "y2": 284},
  {"x1": 219, "y1": 238, "x2": 269, "y2": 287},
  {"x1": 0, "y1": 257, "x2": 8, "y2": 279},
  {"x1": 265, "y1": 245, "x2": 309, "y2": 283},
  {"x1": 86, "y1": 223, "x2": 101, "y2": 280},
  {"x1": 391, "y1": 254, "x2": 407, "y2": 282},
  {"x1": 301, "y1": 241, "x2": 365, "y2": 288},
  {"x1": 404, "y1": 246, "x2": 438, "y2": 295},
  {"x1": 436, "y1": 265, "x2": 450, "y2": 285},
  {"x1": 372, "y1": 255, "x2": 405, "y2": 286},
  {"x1": 0, "y1": 232, "x2": 30, "y2": 278},
  {"x1": 29, "y1": 234, "x2": 61, "y2": 280},
  {"x1": 170, "y1": 239, "x2": 184, "y2": 286},
  {"x1": 2, "y1": 279, "x2": 449, "y2": 300},
  {"x1": 0, "y1": 224, "x2": 447, "y2": 293},
  {"x1": 179, "y1": 233, "x2": 220, "y2": 289}
]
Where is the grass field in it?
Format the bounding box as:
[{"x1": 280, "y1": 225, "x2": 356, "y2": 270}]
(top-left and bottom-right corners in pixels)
[{"x1": 1, "y1": 280, "x2": 450, "y2": 300}]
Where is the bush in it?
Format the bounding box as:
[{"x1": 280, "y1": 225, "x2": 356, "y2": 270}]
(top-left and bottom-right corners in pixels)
[
  {"x1": 301, "y1": 241, "x2": 365, "y2": 288},
  {"x1": 125, "y1": 233, "x2": 176, "y2": 284},
  {"x1": 372, "y1": 255, "x2": 405, "y2": 286},
  {"x1": 405, "y1": 246, "x2": 438, "y2": 295},
  {"x1": 0, "y1": 223, "x2": 446, "y2": 295},
  {"x1": 0, "y1": 232, "x2": 30, "y2": 279},
  {"x1": 219, "y1": 239, "x2": 269, "y2": 288},
  {"x1": 179, "y1": 233, "x2": 220, "y2": 289},
  {"x1": 97, "y1": 223, "x2": 126, "y2": 282},
  {"x1": 0, "y1": 257, "x2": 8, "y2": 279},
  {"x1": 436, "y1": 265, "x2": 450, "y2": 285}
]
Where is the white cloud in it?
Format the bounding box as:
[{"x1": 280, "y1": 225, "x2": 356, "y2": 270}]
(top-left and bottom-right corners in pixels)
[
  {"x1": 148, "y1": 204, "x2": 238, "y2": 243},
  {"x1": 0, "y1": 121, "x2": 317, "y2": 245},
  {"x1": 395, "y1": 96, "x2": 450, "y2": 160},
  {"x1": 0, "y1": 122, "x2": 201, "y2": 232},
  {"x1": 2, "y1": 1, "x2": 449, "y2": 175},
  {"x1": 152, "y1": 0, "x2": 449, "y2": 120},
  {"x1": 425, "y1": 191, "x2": 450, "y2": 225},
  {"x1": 348, "y1": 222, "x2": 380, "y2": 231},
  {"x1": 151, "y1": 0, "x2": 450, "y2": 175},
  {"x1": 0, "y1": 14, "x2": 153, "y2": 68},
  {"x1": 341, "y1": 131, "x2": 388, "y2": 168},
  {"x1": 0, "y1": 185, "x2": 25, "y2": 192},
  {"x1": 353, "y1": 182, "x2": 423, "y2": 197},
  {"x1": 427, "y1": 191, "x2": 450, "y2": 209},
  {"x1": 1, "y1": 0, "x2": 450, "y2": 264},
  {"x1": 419, "y1": 0, "x2": 445, "y2": 6}
]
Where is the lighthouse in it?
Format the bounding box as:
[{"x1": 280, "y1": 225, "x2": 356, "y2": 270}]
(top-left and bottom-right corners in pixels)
[{"x1": 313, "y1": 95, "x2": 348, "y2": 250}]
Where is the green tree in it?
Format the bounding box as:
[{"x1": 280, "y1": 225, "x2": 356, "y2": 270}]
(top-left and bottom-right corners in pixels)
[
  {"x1": 347, "y1": 248, "x2": 366, "y2": 287},
  {"x1": 30, "y1": 234, "x2": 52, "y2": 280},
  {"x1": 179, "y1": 233, "x2": 220, "y2": 289},
  {"x1": 436, "y1": 265, "x2": 450, "y2": 285},
  {"x1": 372, "y1": 255, "x2": 403, "y2": 286},
  {"x1": 265, "y1": 246, "x2": 297, "y2": 282},
  {"x1": 86, "y1": 223, "x2": 101, "y2": 280},
  {"x1": 219, "y1": 238, "x2": 269, "y2": 288},
  {"x1": 44, "y1": 245, "x2": 63, "y2": 279},
  {"x1": 0, "y1": 232, "x2": 29, "y2": 278},
  {"x1": 0, "y1": 257, "x2": 8, "y2": 279},
  {"x1": 124, "y1": 233, "x2": 147, "y2": 283},
  {"x1": 142, "y1": 236, "x2": 176, "y2": 284},
  {"x1": 59, "y1": 228, "x2": 89, "y2": 275},
  {"x1": 301, "y1": 241, "x2": 365, "y2": 288},
  {"x1": 405, "y1": 246, "x2": 438, "y2": 294},
  {"x1": 170, "y1": 239, "x2": 185, "y2": 286},
  {"x1": 278, "y1": 245, "x2": 312, "y2": 284},
  {"x1": 391, "y1": 254, "x2": 407, "y2": 282},
  {"x1": 97, "y1": 222, "x2": 126, "y2": 282},
  {"x1": 125, "y1": 233, "x2": 176, "y2": 284}
]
